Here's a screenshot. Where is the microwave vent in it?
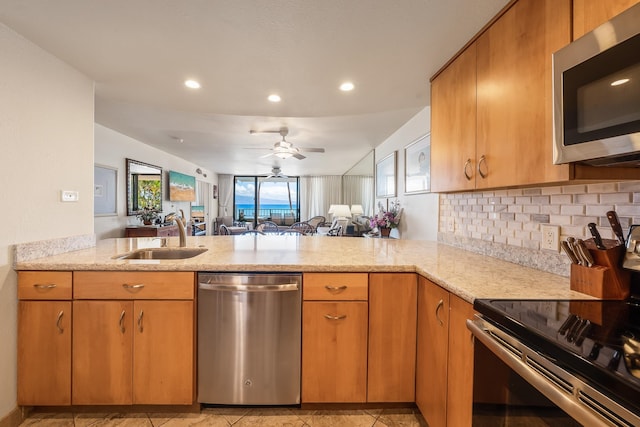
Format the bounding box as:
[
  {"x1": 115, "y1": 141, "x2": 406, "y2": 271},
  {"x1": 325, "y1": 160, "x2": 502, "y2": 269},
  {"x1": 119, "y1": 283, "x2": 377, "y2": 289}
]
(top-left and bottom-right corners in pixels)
[{"x1": 582, "y1": 152, "x2": 640, "y2": 167}]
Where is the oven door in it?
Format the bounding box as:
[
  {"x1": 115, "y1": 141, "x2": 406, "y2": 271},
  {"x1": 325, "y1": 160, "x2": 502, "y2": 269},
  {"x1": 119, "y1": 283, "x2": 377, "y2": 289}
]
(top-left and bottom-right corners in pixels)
[{"x1": 468, "y1": 317, "x2": 639, "y2": 426}]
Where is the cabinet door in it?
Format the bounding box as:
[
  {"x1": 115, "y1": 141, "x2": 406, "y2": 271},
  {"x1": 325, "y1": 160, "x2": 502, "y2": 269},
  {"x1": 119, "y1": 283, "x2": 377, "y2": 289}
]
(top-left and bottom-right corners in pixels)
[
  {"x1": 368, "y1": 273, "x2": 417, "y2": 402},
  {"x1": 431, "y1": 43, "x2": 477, "y2": 192},
  {"x1": 72, "y1": 301, "x2": 133, "y2": 405},
  {"x1": 302, "y1": 301, "x2": 368, "y2": 403},
  {"x1": 18, "y1": 301, "x2": 71, "y2": 405},
  {"x1": 133, "y1": 300, "x2": 194, "y2": 404},
  {"x1": 416, "y1": 277, "x2": 450, "y2": 427},
  {"x1": 476, "y1": 0, "x2": 571, "y2": 188},
  {"x1": 446, "y1": 295, "x2": 476, "y2": 427},
  {"x1": 573, "y1": 0, "x2": 639, "y2": 38}
]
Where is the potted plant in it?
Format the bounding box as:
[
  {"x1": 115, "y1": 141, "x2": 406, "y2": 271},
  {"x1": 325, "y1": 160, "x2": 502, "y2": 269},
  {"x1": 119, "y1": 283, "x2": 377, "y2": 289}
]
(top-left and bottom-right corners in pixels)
[
  {"x1": 136, "y1": 207, "x2": 159, "y2": 225},
  {"x1": 369, "y1": 200, "x2": 402, "y2": 237}
]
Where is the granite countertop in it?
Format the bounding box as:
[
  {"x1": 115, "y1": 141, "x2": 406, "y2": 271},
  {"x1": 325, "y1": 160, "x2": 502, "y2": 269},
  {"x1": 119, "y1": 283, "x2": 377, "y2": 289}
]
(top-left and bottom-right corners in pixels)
[{"x1": 14, "y1": 235, "x2": 587, "y2": 303}]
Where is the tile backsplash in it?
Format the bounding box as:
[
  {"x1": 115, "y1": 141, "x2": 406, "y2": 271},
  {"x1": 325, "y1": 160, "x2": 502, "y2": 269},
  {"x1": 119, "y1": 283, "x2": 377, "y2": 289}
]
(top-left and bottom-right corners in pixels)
[{"x1": 438, "y1": 181, "x2": 640, "y2": 276}]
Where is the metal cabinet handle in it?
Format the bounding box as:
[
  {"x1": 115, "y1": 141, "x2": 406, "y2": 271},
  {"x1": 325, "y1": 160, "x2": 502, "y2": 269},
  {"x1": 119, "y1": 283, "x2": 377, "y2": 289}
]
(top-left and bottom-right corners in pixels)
[
  {"x1": 138, "y1": 310, "x2": 144, "y2": 333},
  {"x1": 463, "y1": 159, "x2": 473, "y2": 181},
  {"x1": 122, "y1": 283, "x2": 145, "y2": 289},
  {"x1": 324, "y1": 314, "x2": 347, "y2": 320},
  {"x1": 55, "y1": 310, "x2": 64, "y2": 334},
  {"x1": 435, "y1": 299, "x2": 444, "y2": 326},
  {"x1": 324, "y1": 285, "x2": 347, "y2": 293},
  {"x1": 34, "y1": 283, "x2": 56, "y2": 289},
  {"x1": 119, "y1": 310, "x2": 126, "y2": 333},
  {"x1": 478, "y1": 155, "x2": 488, "y2": 179}
]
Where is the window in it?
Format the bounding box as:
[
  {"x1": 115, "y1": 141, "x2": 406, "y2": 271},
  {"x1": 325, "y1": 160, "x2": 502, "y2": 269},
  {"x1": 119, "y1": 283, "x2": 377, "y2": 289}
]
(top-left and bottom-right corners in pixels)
[{"x1": 234, "y1": 176, "x2": 300, "y2": 226}]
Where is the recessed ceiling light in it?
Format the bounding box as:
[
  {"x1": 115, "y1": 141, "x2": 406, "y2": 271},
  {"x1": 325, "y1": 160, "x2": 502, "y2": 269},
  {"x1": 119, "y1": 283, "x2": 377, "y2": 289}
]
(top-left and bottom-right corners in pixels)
[
  {"x1": 611, "y1": 78, "x2": 630, "y2": 86},
  {"x1": 184, "y1": 79, "x2": 201, "y2": 89},
  {"x1": 340, "y1": 82, "x2": 355, "y2": 91},
  {"x1": 268, "y1": 94, "x2": 281, "y2": 102}
]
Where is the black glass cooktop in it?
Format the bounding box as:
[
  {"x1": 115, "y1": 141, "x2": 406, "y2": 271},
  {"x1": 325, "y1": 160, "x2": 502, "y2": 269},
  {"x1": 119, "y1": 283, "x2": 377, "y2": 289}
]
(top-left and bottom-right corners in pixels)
[{"x1": 474, "y1": 298, "x2": 640, "y2": 415}]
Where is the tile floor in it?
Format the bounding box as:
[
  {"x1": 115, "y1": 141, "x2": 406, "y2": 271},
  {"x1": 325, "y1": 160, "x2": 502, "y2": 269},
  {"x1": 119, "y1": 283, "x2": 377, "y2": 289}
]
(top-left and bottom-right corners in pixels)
[{"x1": 19, "y1": 406, "x2": 428, "y2": 426}]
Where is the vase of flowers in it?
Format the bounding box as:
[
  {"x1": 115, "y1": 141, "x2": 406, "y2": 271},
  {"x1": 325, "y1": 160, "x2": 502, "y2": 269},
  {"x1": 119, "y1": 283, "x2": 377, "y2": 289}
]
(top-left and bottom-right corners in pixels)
[
  {"x1": 369, "y1": 200, "x2": 402, "y2": 237},
  {"x1": 136, "y1": 207, "x2": 159, "y2": 225}
]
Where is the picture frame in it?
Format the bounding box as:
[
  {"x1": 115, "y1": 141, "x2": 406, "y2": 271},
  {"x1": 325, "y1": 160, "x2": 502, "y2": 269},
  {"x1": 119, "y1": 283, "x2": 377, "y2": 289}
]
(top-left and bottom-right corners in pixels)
[
  {"x1": 375, "y1": 151, "x2": 396, "y2": 198},
  {"x1": 94, "y1": 164, "x2": 117, "y2": 216},
  {"x1": 404, "y1": 133, "x2": 431, "y2": 194}
]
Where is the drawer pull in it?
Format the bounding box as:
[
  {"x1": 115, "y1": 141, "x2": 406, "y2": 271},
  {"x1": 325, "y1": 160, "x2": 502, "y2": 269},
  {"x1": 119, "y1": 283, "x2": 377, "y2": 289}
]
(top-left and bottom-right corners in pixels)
[
  {"x1": 119, "y1": 310, "x2": 126, "y2": 333},
  {"x1": 324, "y1": 285, "x2": 347, "y2": 293},
  {"x1": 33, "y1": 283, "x2": 57, "y2": 289},
  {"x1": 478, "y1": 155, "x2": 488, "y2": 179},
  {"x1": 324, "y1": 314, "x2": 347, "y2": 320},
  {"x1": 138, "y1": 310, "x2": 144, "y2": 333},
  {"x1": 55, "y1": 310, "x2": 64, "y2": 334},
  {"x1": 463, "y1": 159, "x2": 473, "y2": 181},
  {"x1": 122, "y1": 283, "x2": 145, "y2": 290}
]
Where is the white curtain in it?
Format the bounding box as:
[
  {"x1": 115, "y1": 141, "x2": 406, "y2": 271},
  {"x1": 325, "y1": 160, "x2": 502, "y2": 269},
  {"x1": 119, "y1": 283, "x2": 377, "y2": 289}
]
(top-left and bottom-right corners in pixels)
[
  {"x1": 218, "y1": 174, "x2": 234, "y2": 217},
  {"x1": 342, "y1": 175, "x2": 374, "y2": 216},
  {"x1": 300, "y1": 176, "x2": 343, "y2": 220}
]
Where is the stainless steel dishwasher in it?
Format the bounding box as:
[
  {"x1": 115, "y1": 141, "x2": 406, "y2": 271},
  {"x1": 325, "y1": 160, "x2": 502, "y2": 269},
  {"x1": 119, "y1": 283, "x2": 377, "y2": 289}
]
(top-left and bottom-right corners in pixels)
[{"x1": 197, "y1": 272, "x2": 301, "y2": 405}]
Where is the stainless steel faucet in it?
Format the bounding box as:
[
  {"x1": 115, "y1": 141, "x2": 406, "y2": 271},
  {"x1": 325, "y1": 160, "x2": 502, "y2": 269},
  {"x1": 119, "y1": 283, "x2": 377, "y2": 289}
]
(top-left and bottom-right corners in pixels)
[{"x1": 175, "y1": 218, "x2": 187, "y2": 247}]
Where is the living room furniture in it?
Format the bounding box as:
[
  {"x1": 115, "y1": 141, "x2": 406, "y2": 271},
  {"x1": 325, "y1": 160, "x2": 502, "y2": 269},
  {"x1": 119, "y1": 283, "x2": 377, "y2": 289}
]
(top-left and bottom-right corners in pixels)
[{"x1": 125, "y1": 225, "x2": 179, "y2": 238}]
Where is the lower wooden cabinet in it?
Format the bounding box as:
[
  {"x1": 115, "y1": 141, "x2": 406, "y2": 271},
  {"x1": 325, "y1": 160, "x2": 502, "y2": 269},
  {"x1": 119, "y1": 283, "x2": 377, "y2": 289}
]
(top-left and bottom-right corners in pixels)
[
  {"x1": 17, "y1": 271, "x2": 72, "y2": 406},
  {"x1": 368, "y1": 273, "x2": 417, "y2": 402},
  {"x1": 416, "y1": 277, "x2": 450, "y2": 427},
  {"x1": 18, "y1": 301, "x2": 71, "y2": 405},
  {"x1": 416, "y1": 277, "x2": 476, "y2": 427}
]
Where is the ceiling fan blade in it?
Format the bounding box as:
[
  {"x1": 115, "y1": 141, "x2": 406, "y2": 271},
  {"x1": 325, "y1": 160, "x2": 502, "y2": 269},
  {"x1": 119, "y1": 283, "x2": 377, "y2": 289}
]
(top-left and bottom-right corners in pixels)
[
  {"x1": 299, "y1": 147, "x2": 325, "y2": 153},
  {"x1": 293, "y1": 153, "x2": 306, "y2": 160},
  {"x1": 260, "y1": 152, "x2": 275, "y2": 158}
]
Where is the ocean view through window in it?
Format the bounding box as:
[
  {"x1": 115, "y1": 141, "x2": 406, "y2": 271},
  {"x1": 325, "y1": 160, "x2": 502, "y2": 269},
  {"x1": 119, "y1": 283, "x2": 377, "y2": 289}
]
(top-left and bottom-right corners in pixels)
[{"x1": 234, "y1": 176, "x2": 300, "y2": 226}]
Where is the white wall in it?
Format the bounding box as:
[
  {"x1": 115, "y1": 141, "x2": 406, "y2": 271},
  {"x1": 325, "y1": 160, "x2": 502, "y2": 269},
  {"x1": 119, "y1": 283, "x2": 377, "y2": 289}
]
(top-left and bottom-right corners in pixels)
[
  {"x1": 94, "y1": 124, "x2": 217, "y2": 240},
  {"x1": 374, "y1": 107, "x2": 439, "y2": 241},
  {"x1": 0, "y1": 23, "x2": 94, "y2": 420}
]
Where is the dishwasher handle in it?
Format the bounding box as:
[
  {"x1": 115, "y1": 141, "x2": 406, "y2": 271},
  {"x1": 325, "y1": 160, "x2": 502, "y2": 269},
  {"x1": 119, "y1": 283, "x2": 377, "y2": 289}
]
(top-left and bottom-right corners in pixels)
[{"x1": 198, "y1": 282, "x2": 299, "y2": 292}]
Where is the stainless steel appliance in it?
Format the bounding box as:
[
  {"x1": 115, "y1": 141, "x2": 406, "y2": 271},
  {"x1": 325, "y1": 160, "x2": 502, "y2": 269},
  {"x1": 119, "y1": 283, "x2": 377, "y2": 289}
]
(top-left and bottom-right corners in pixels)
[
  {"x1": 553, "y1": 3, "x2": 640, "y2": 166},
  {"x1": 469, "y1": 298, "x2": 640, "y2": 426},
  {"x1": 197, "y1": 272, "x2": 301, "y2": 405}
]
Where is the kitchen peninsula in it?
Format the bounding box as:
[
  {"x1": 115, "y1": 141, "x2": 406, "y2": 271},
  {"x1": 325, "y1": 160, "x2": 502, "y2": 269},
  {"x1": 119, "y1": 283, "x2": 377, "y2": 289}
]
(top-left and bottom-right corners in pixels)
[{"x1": 14, "y1": 235, "x2": 590, "y2": 425}]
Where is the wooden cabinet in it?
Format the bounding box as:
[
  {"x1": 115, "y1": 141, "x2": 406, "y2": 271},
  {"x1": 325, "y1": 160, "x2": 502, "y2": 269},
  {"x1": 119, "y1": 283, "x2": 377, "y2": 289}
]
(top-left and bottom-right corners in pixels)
[
  {"x1": 368, "y1": 273, "x2": 417, "y2": 402},
  {"x1": 302, "y1": 273, "x2": 368, "y2": 403},
  {"x1": 17, "y1": 272, "x2": 72, "y2": 406},
  {"x1": 432, "y1": 0, "x2": 571, "y2": 192},
  {"x1": 125, "y1": 224, "x2": 179, "y2": 237},
  {"x1": 72, "y1": 271, "x2": 194, "y2": 405},
  {"x1": 446, "y1": 294, "x2": 476, "y2": 427},
  {"x1": 475, "y1": 0, "x2": 571, "y2": 189},
  {"x1": 431, "y1": 44, "x2": 477, "y2": 193},
  {"x1": 572, "y1": 0, "x2": 640, "y2": 39},
  {"x1": 416, "y1": 277, "x2": 476, "y2": 427},
  {"x1": 416, "y1": 277, "x2": 450, "y2": 427}
]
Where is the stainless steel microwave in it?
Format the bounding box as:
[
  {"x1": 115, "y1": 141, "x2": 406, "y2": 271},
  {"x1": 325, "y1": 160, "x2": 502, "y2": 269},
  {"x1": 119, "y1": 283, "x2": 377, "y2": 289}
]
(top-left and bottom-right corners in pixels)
[{"x1": 553, "y1": 3, "x2": 640, "y2": 166}]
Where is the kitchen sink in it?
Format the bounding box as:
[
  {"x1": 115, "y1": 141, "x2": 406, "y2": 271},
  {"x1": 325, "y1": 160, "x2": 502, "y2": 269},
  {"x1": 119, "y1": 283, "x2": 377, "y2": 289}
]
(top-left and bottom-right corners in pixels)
[{"x1": 114, "y1": 247, "x2": 208, "y2": 260}]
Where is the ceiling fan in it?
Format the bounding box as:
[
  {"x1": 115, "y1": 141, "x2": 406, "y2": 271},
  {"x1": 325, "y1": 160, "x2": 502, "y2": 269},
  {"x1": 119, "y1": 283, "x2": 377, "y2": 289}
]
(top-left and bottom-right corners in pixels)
[
  {"x1": 264, "y1": 167, "x2": 287, "y2": 179},
  {"x1": 247, "y1": 127, "x2": 325, "y2": 160}
]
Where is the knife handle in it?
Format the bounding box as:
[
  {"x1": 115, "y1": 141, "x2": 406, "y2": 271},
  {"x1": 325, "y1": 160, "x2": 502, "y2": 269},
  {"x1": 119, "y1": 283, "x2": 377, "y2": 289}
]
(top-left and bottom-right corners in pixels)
[
  {"x1": 576, "y1": 239, "x2": 594, "y2": 267},
  {"x1": 561, "y1": 240, "x2": 579, "y2": 264},
  {"x1": 606, "y1": 210, "x2": 625, "y2": 246},
  {"x1": 587, "y1": 223, "x2": 606, "y2": 250}
]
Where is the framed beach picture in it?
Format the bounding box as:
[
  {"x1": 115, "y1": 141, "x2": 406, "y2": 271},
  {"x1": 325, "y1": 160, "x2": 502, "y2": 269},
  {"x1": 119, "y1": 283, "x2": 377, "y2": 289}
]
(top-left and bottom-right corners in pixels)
[
  {"x1": 375, "y1": 151, "x2": 396, "y2": 198},
  {"x1": 168, "y1": 170, "x2": 196, "y2": 202},
  {"x1": 94, "y1": 164, "x2": 117, "y2": 216},
  {"x1": 404, "y1": 133, "x2": 430, "y2": 194}
]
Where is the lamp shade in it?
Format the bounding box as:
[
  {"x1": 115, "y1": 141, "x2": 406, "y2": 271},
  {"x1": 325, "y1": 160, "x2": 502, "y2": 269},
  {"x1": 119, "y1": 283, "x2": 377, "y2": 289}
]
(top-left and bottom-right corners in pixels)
[
  {"x1": 328, "y1": 204, "x2": 337, "y2": 215},
  {"x1": 332, "y1": 204, "x2": 352, "y2": 218},
  {"x1": 350, "y1": 204, "x2": 364, "y2": 215}
]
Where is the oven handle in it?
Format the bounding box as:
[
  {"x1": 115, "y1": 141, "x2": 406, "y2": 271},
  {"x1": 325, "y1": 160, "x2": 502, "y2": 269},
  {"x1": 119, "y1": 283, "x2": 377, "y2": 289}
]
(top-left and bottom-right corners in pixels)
[{"x1": 467, "y1": 318, "x2": 635, "y2": 427}]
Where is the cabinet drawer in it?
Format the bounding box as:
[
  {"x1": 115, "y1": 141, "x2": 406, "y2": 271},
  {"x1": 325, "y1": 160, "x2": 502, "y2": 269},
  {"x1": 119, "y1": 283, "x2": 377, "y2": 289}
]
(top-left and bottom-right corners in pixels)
[
  {"x1": 303, "y1": 273, "x2": 368, "y2": 301},
  {"x1": 74, "y1": 272, "x2": 194, "y2": 300},
  {"x1": 18, "y1": 271, "x2": 72, "y2": 300}
]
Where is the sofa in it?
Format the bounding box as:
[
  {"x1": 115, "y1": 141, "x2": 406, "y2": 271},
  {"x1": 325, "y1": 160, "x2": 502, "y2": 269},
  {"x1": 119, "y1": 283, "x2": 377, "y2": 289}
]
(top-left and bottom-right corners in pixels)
[{"x1": 352, "y1": 215, "x2": 372, "y2": 237}]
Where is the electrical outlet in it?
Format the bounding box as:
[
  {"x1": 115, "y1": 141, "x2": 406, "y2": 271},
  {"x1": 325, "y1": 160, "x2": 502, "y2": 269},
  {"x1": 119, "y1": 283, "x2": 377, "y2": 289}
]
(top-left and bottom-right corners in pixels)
[
  {"x1": 446, "y1": 217, "x2": 455, "y2": 233},
  {"x1": 60, "y1": 190, "x2": 79, "y2": 202},
  {"x1": 541, "y1": 225, "x2": 560, "y2": 251}
]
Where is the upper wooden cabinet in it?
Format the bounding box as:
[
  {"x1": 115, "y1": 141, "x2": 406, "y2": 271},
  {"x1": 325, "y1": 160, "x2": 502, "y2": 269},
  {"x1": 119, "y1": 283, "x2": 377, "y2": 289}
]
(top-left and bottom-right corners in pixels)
[
  {"x1": 475, "y1": 0, "x2": 571, "y2": 189},
  {"x1": 431, "y1": 44, "x2": 477, "y2": 192},
  {"x1": 431, "y1": 0, "x2": 640, "y2": 192},
  {"x1": 572, "y1": 0, "x2": 640, "y2": 39}
]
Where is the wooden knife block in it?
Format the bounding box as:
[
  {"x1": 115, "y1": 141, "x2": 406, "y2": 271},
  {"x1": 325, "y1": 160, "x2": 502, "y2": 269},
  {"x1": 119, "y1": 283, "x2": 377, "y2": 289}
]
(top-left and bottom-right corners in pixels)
[{"x1": 570, "y1": 239, "x2": 630, "y2": 300}]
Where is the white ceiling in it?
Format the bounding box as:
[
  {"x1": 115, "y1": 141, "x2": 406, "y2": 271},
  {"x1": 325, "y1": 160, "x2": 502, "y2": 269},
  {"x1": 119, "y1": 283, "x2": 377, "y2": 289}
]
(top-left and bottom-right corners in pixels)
[{"x1": 0, "y1": 0, "x2": 509, "y2": 176}]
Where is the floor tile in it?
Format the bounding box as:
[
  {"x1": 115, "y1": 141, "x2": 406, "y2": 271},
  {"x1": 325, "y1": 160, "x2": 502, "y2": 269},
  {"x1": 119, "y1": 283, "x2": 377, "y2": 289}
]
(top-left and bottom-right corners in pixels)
[{"x1": 19, "y1": 413, "x2": 75, "y2": 427}]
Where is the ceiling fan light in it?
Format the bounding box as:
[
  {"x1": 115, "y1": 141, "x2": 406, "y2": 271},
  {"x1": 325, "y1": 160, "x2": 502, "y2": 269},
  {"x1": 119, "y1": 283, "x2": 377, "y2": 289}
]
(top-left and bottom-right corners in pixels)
[{"x1": 275, "y1": 151, "x2": 293, "y2": 159}]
